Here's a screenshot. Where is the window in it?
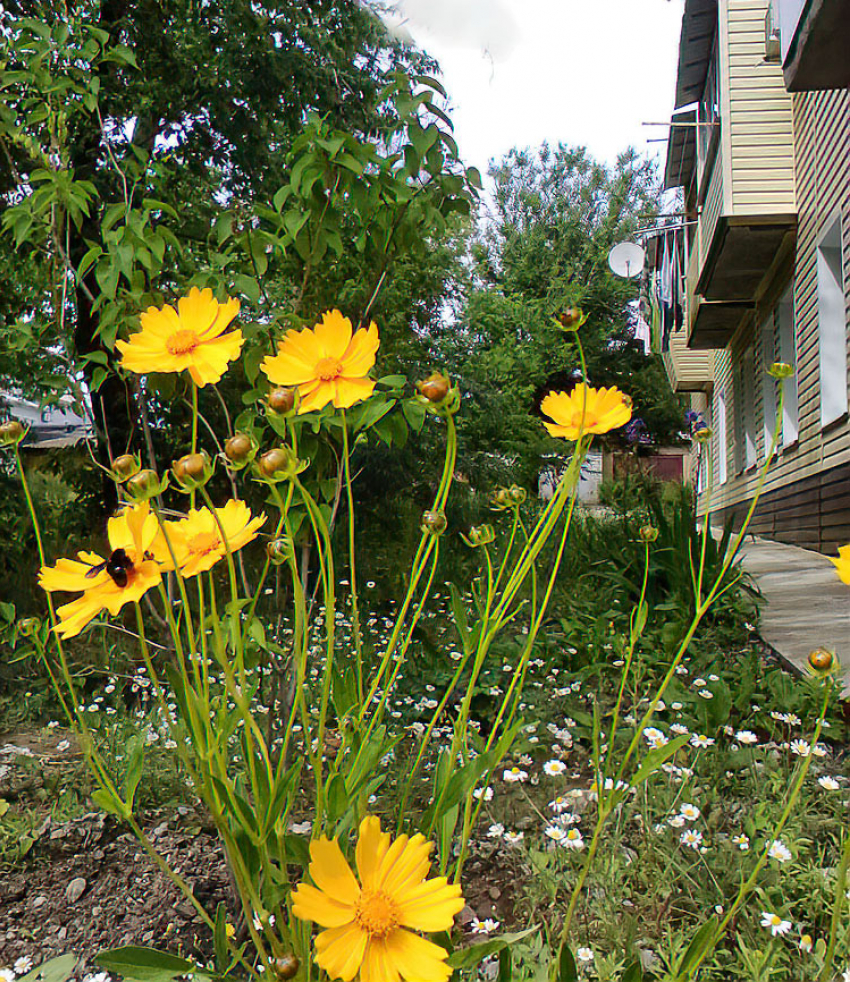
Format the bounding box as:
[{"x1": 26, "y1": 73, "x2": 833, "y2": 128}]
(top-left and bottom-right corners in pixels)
[
  {"x1": 715, "y1": 389, "x2": 728, "y2": 485},
  {"x1": 733, "y1": 353, "x2": 756, "y2": 473},
  {"x1": 817, "y1": 213, "x2": 848, "y2": 427},
  {"x1": 778, "y1": 285, "x2": 798, "y2": 446},
  {"x1": 760, "y1": 311, "x2": 777, "y2": 456},
  {"x1": 697, "y1": 40, "x2": 721, "y2": 179}
]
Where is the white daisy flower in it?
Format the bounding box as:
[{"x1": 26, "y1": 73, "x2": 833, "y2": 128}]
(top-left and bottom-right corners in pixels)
[
  {"x1": 503, "y1": 767, "x2": 528, "y2": 783},
  {"x1": 680, "y1": 829, "x2": 703, "y2": 849},
  {"x1": 470, "y1": 918, "x2": 501, "y2": 933},
  {"x1": 543, "y1": 759, "x2": 567, "y2": 777},
  {"x1": 690, "y1": 734, "x2": 715, "y2": 748},
  {"x1": 732, "y1": 834, "x2": 750, "y2": 851},
  {"x1": 735, "y1": 730, "x2": 759, "y2": 745},
  {"x1": 679, "y1": 803, "x2": 701, "y2": 821},
  {"x1": 768, "y1": 839, "x2": 792, "y2": 863},
  {"x1": 576, "y1": 947, "x2": 594, "y2": 963},
  {"x1": 761, "y1": 911, "x2": 792, "y2": 936},
  {"x1": 13, "y1": 959, "x2": 33, "y2": 977},
  {"x1": 503, "y1": 831, "x2": 524, "y2": 845},
  {"x1": 818, "y1": 775, "x2": 840, "y2": 790},
  {"x1": 487, "y1": 823, "x2": 505, "y2": 838},
  {"x1": 473, "y1": 787, "x2": 494, "y2": 801},
  {"x1": 790, "y1": 739, "x2": 811, "y2": 757}
]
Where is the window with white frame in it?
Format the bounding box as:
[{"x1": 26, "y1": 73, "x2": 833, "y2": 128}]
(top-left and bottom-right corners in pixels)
[
  {"x1": 742, "y1": 348, "x2": 756, "y2": 469},
  {"x1": 817, "y1": 212, "x2": 848, "y2": 426},
  {"x1": 777, "y1": 284, "x2": 798, "y2": 446},
  {"x1": 715, "y1": 388, "x2": 728, "y2": 485}
]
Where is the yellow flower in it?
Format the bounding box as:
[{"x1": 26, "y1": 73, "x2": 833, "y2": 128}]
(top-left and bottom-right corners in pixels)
[
  {"x1": 38, "y1": 502, "x2": 165, "y2": 638},
  {"x1": 829, "y1": 544, "x2": 850, "y2": 585},
  {"x1": 116, "y1": 287, "x2": 243, "y2": 387},
  {"x1": 261, "y1": 309, "x2": 379, "y2": 414},
  {"x1": 158, "y1": 500, "x2": 266, "y2": 578},
  {"x1": 540, "y1": 383, "x2": 632, "y2": 440},
  {"x1": 291, "y1": 816, "x2": 464, "y2": 982}
]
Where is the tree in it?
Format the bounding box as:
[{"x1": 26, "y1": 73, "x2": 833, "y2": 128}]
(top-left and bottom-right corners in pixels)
[
  {"x1": 0, "y1": 2, "x2": 476, "y2": 501},
  {"x1": 435, "y1": 143, "x2": 684, "y2": 487}
]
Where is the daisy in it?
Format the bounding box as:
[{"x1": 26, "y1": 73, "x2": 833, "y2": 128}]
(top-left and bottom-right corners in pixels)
[
  {"x1": 562, "y1": 829, "x2": 585, "y2": 850},
  {"x1": 768, "y1": 840, "x2": 792, "y2": 862},
  {"x1": 470, "y1": 918, "x2": 500, "y2": 934},
  {"x1": 13, "y1": 959, "x2": 32, "y2": 976},
  {"x1": 761, "y1": 911, "x2": 792, "y2": 937},
  {"x1": 680, "y1": 829, "x2": 703, "y2": 849},
  {"x1": 159, "y1": 500, "x2": 266, "y2": 578},
  {"x1": 503, "y1": 831, "x2": 525, "y2": 846},
  {"x1": 679, "y1": 803, "x2": 700, "y2": 821},
  {"x1": 291, "y1": 816, "x2": 463, "y2": 982},
  {"x1": 735, "y1": 730, "x2": 758, "y2": 745},
  {"x1": 790, "y1": 739, "x2": 810, "y2": 757},
  {"x1": 539, "y1": 384, "x2": 632, "y2": 441},
  {"x1": 576, "y1": 948, "x2": 594, "y2": 963},
  {"x1": 503, "y1": 767, "x2": 528, "y2": 783},
  {"x1": 486, "y1": 824, "x2": 505, "y2": 839},
  {"x1": 732, "y1": 834, "x2": 750, "y2": 851},
  {"x1": 543, "y1": 760, "x2": 567, "y2": 777},
  {"x1": 544, "y1": 826, "x2": 568, "y2": 844},
  {"x1": 473, "y1": 787, "x2": 494, "y2": 802},
  {"x1": 690, "y1": 734, "x2": 715, "y2": 749},
  {"x1": 262, "y1": 310, "x2": 379, "y2": 414},
  {"x1": 818, "y1": 775, "x2": 840, "y2": 790},
  {"x1": 799, "y1": 934, "x2": 813, "y2": 953},
  {"x1": 116, "y1": 287, "x2": 243, "y2": 387}
]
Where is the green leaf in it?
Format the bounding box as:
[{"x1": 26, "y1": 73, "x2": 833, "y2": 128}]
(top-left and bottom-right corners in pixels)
[
  {"x1": 621, "y1": 962, "x2": 645, "y2": 982},
  {"x1": 95, "y1": 947, "x2": 198, "y2": 982},
  {"x1": 629, "y1": 732, "x2": 691, "y2": 788},
  {"x1": 91, "y1": 787, "x2": 129, "y2": 819},
  {"x1": 676, "y1": 916, "x2": 718, "y2": 978},
  {"x1": 447, "y1": 928, "x2": 538, "y2": 970},
  {"x1": 123, "y1": 734, "x2": 145, "y2": 811},
  {"x1": 557, "y1": 944, "x2": 578, "y2": 982},
  {"x1": 18, "y1": 954, "x2": 78, "y2": 982}
]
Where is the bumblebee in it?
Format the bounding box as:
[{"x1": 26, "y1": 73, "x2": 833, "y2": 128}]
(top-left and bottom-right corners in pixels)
[{"x1": 85, "y1": 548, "x2": 135, "y2": 588}]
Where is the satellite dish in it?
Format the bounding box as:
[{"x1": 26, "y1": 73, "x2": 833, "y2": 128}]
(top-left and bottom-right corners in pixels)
[{"x1": 608, "y1": 242, "x2": 645, "y2": 278}]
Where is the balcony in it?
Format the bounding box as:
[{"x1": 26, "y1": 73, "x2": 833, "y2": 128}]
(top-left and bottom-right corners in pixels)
[{"x1": 777, "y1": 0, "x2": 850, "y2": 91}]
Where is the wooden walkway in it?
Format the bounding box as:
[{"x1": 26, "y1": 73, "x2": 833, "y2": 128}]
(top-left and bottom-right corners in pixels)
[{"x1": 737, "y1": 536, "x2": 850, "y2": 688}]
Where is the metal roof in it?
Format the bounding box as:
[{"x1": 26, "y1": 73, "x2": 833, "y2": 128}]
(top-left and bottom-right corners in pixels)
[
  {"x1": 664, "y1": 109, "x2": 697, "y2": 189},
  {"x1": 674, "y1": 0, "x2": 718, "y2": 109}
]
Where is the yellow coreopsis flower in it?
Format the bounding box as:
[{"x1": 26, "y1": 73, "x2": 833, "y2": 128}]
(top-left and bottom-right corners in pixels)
[
  {"x1": 38, "y1": 502, "x2": 165, "y2": 638},
  {"x1": 829, "y1": 544, "x2": 850, "y2": 585},
  {"x1": 291, "y1": 816, "x2": 464, "y2": 982},
  {"x1": 116, "y1": 287, "x2": 243, "y2": 387},
  {"x1": 158, "y1": 500, "x2": 266, "y2": 578},
  {"x1": 540, "y1": 383, "x2": 632, "y2": 441},
  {"x1": 261, "y1": 309, "x2": 379, "y2": 414}
]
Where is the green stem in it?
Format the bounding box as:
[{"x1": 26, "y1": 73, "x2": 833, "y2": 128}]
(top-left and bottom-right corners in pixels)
[{"x1": 340, "y1": 409, "x2": 364, "y2": 703}]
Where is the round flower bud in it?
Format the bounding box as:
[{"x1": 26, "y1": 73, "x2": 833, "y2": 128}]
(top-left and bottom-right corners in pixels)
[
  {"x1": 420, "y1": 510, "x2": 447, "y2": 536},
  {"x1": 462, "y1": 524, "x2": 496, "y2": 548},
  {"x1": 768, "y1": 362, "x2": 794, "y2": 380},
  {"x1": 491, "y1": 487, "x2": 512, "y2": 511},
  {"x1": 17, "y1": 617, "x2": 42, "y2": 638},
  {"x1": 271, "y1": 956, "x2": 299, "y2": 981},
  {"x1": 639, "y1": 525, "x2": 659, "y2": 543},
  {"x1": 172, "y1": 451, "x2": 213, "y2": 491},
  {"x1": 807, "y1": 647, "x2": 837, "y2": 675},
  {"x1": 111, "y1": 453, "x2": 141, "y2": 483},
  {"x1": 126, "y1": 468, "x2": 168, "y2": 501},
  {"x1": 267, "y1": 537, "x2": 295, "y2": 566},
  {"x1": 267, "y1": 386, "x2": 298, "y2": 415},
  {"x1": 417, "y1": 372, "x2": 451, "y2": 404},
  {"x1": 507, "y1": 484, "x2": 527, "y2": 506},
  {"x1": 0, "y1": 419, "x2": 26, "y2": 446},
  {"x1": 556, "y1": 307, "x2": 587, "y2": 331},
  {"x1": 254, "y1": 446, "x2": 307, "y2": 483},
  {"x1": 224, "y1": 432, "x2": 258, "y2": 470}
]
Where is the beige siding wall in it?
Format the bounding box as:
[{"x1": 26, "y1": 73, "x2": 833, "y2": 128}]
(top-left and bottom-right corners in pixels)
[
  {"x1": 662, "y1": 325, "x2": 714, "y2": 390},
  {"x1": 699, "y1": 87, "x2": 850, "y2": 520},
  {"x1": 726, "y1": 0, "x2": 796, "y2": 213}
]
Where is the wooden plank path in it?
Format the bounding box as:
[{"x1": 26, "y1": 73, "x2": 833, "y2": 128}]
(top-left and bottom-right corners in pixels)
[{"x1": 737, "y1": 535, "x2": 850, "y2": 688}]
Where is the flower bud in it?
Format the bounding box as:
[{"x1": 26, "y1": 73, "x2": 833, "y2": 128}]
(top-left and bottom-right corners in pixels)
[
  {"x1": 267, "y1": 536, "x2": 295, "y2": 565},
  {"x1": 491, "y1": 487, "x2": 512, "y2": 511},
  {"x1": 111, "y1": 453, "x2": 141, "y2": 483},
  {"x1": 807, "y1": 647, "x2": 837, "y2": 675},
  {"x1": 555, "y1": 307, "x2": 587, "y2": 332},
  {"x1": 267, "y1": 386, "x2": 299, "y2": 415},
  {"x1": 270, "y1": 956, "x2": 299, "y2": 981},
  {"x1": 768, "y1": 362, "x2": 794, "y2": 380},
  {"x1": 507, "y1": 484, "x2": 527, "y2": 506},
  {"x1": 254, "y1": 446, "x2": 307, "y2": 483},
  {"x1": 417, "y1": 372, "x2": 450, "y2": 404},
  {"x1": 126, "y1": 468, "x2": 169, "y2": 501},
  {"x1": 224, "y1": 432, "x2": 258, "y2": 470},
  {"x1": 0, "y1": 419, "x2": 26, "y2": 446},
  {"x1": 639, "y1": 525, "x2": 659, "y2": 543},
  {"x1": 462, "y1": 524, "x2": 495, "y2": 548},
  {"x1": 420, "y1": 510, "x2": 447, "y2": 536},
  {"x1": 17, "y1": 616, "x2": 41, "y2": 638},
  {"x1": 172, "y1": 451, "x2": 214, "y2": 491}
]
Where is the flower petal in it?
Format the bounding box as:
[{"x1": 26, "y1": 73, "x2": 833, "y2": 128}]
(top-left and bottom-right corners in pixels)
[
  {"x1": 360, "y1": 938, "x2": 401, "y2": 982},
  {"x1": 308, "y1": 836, "x2": 360, "y2": 905},
  {"x1": 356, "y1": 816, "x2": 392, "y2": 891},
  {"x1": 290, "y1": 883, "x2": 354, "y2": 928},
  {"x1": 395, "y1": 876, "x2": 464, "y2": 931},
  {"x1": 374, "y1": 834, "x2": 432, "y2": 896},
  {"x1": 383, "y1": 928, "x2": 452, "y2": 982},
  {"x1": 314, "y1": 924, "x2": 368, "y2": 982},
  {"x1": 53, "y1": 594, "x2": 105, "y2": 638},
  {"x1": 314, "y1": 309, "x2": 354, "y2": 359},
  {"x1": 332, "y1": 376, "x2": 376, "y2": 409},
  {"x1": 297, "y1": 380, "x2": 336, "y2": 414},
  {"x1": 340, "y1": 322, "x2": 379, "y2": 377}
]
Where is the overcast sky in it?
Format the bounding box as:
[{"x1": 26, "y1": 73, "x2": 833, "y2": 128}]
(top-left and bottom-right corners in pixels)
[{"x1": 382, "y1": 0, "x2": 685, "y2": 176}]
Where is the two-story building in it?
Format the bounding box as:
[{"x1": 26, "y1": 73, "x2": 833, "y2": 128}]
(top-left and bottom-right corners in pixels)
[{"x1": 660, "y1": 0, "x2": 850, "y2": 554}]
